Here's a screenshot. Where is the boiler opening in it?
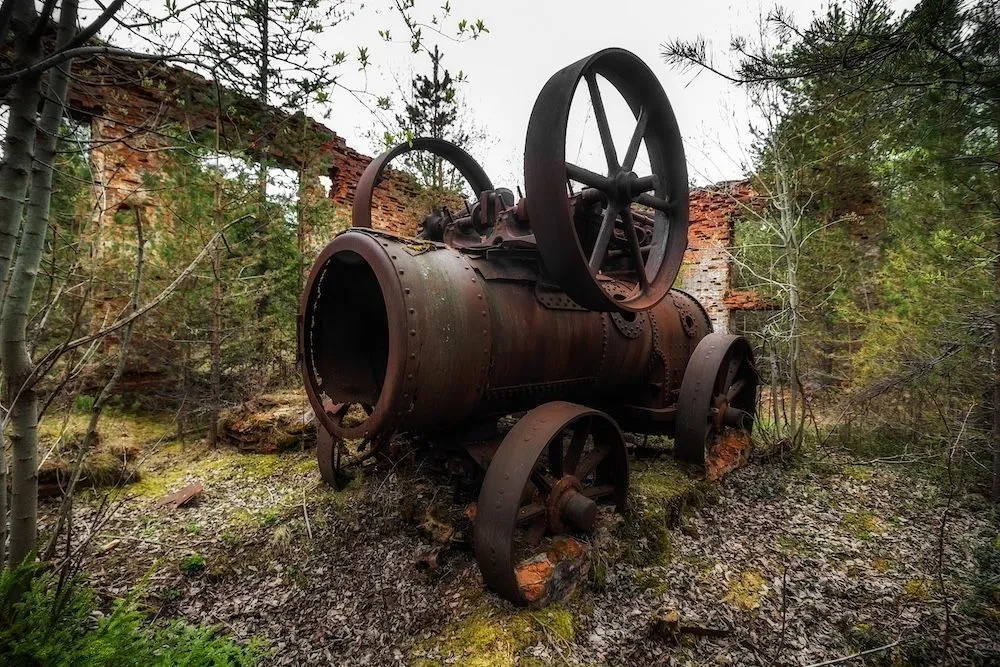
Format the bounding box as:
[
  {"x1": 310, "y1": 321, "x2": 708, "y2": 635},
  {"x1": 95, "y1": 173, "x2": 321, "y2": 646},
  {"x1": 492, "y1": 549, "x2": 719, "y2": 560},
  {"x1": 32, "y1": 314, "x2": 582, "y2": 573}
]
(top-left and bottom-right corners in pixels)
[{"x1": 307, "y1": 250, "x2": 390, "y2": 414}]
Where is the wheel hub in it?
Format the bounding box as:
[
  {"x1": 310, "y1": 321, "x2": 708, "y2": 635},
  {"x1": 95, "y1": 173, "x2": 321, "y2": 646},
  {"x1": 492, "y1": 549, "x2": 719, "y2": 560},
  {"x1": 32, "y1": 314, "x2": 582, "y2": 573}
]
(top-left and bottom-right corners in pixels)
[
  {"x1": 612, "y1": 170, "x2": 635, "y2": 203},
  {"x1": 546, "y1": 475, "x2": 598, "y2": 533}
]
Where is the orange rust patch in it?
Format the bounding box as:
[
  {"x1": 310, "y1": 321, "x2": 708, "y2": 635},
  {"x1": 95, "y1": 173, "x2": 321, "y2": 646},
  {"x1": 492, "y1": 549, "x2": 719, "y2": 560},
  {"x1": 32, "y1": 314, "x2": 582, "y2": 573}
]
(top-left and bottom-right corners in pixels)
[
  {"x1": 706, "y1": 429, "x2": 751, "y2": 481},
  {"x1": 515, "y1": 536, "x2": 590, "y2": 606},
  {"x1": 547, "y1": 535, "x2": 584, "y2": 561},
  {"x1": 515, "y1": 556, "x2": 552, "y2": 604}
]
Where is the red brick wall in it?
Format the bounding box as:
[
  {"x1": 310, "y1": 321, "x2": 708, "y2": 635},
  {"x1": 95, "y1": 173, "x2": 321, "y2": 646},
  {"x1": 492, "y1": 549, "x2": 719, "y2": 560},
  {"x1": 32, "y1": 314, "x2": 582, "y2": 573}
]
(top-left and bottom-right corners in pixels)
[
  {"x1": 48, "y1": 53, "x2": 418, "y2": 242},
  {"x1": 679, "y1": 182, "x2": 769, "y2": 332}
]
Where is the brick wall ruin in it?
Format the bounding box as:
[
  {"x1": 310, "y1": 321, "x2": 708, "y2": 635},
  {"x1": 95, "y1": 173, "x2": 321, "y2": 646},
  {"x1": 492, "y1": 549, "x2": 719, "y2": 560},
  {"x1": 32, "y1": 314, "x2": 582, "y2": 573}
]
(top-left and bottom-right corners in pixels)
[
  {"x1": 681, "y1": 182, "x2": 773, "y2": 332},
  {"x1": 27, "y1": 51, "x2": 423, "y2": 241},
  {"x1": 2, "y1": 50, "x2": 772, "y2": 331}
]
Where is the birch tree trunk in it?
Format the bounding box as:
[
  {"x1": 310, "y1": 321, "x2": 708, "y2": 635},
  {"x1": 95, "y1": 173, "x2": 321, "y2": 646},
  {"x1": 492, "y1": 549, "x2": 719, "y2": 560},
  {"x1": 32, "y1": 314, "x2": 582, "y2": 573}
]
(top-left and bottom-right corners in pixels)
[
  {"x1": 208, "y1": 103, "x2": 224, "y2": 447},
  {"x1": 777, "y1": 162, "x2": 803, "y2": 450},
  {"x1": 993, "y1": 120, "x2": 1000, "y2": 502},
  {"x1": 3, "y1": 0, "x2": 78, "y2": 566},
  {"x1": 766, "y1": 123, "x2": 806, "y2": 453},
  {"x1": 0, "y1": 0, "x2": 42, "y2": 296},
  {"x1": 0, "y1": 426, "x2": 6, "y2": 566},
  {"x1": 209, "y1": 175, "x2": 223, "y2": 446}
]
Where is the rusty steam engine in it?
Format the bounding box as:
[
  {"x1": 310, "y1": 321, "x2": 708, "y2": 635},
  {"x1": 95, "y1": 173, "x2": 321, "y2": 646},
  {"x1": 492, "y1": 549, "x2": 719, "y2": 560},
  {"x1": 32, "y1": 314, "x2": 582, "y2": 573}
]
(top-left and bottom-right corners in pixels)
[{"x1": 299, "y1": 48, "x2": 757, "y2": 605}]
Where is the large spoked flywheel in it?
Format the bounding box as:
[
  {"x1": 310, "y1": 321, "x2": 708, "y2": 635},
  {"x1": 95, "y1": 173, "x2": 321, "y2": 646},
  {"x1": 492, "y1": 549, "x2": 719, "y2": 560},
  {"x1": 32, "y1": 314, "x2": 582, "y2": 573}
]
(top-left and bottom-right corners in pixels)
[
  {"x1": 525, "y1": 48, "x2": 689, "y2": 313},
  {"x1": 675, "y1": 334, "x2": 758, "y2": 478},
  {"x1": 474, "y1": 401, "x2": 628, "y2": 605}
]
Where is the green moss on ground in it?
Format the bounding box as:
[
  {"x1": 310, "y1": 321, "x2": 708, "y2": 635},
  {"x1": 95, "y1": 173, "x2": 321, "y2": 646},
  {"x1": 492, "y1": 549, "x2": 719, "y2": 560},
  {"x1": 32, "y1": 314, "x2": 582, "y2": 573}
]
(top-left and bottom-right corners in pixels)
[
  {"x1": 842, "y1": 465, "x2": 875, "y2": 482},
  {"x1": 411, "y1": 605, "x2": 575, "y2": 666},
  {"x1": 632, "y1": 568, "x2": 670, "y2": 595},
  {"x1": 841, "y1": 511, "x2": 885, "y2": 540},
  {"x1": 723, "y1": 570, "x2": 768, "y2": 610},
  {"x1": 130, "y1": 466, "x2": 190, "y2": 498},
  {"x1": 620, "y1": 458, "x2": 710, "y2": 566},
  {"x1": 130, "y1": 444, "x2": 317, "y2": 499},
  {"x1": 903, "y1": 578, "x2": 932, "y2": 602}
]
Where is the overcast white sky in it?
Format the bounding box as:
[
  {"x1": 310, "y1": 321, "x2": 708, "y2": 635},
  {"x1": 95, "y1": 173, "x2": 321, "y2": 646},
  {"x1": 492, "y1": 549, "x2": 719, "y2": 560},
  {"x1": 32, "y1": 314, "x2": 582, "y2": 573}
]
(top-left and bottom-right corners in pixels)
[
  {"x1": 305, "y1": 0, "x2": 880, "y2": 189},
  {"x1": 96, "y1": 0, "x2": 915, "y2": 189},
  {"x1": 311, "y1": 0, "x2": 776, "y2": 188}
]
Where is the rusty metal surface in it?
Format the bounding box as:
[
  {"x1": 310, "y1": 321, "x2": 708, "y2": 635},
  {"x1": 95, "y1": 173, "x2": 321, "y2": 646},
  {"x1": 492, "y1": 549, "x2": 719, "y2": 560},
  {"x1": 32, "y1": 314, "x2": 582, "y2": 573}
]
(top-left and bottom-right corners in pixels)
[
  {"x1": 299, "y1": 230, "x2": 491, "y2": 444},
  {"x1": 300, "y1": 228, "x2": 700, "y2": 441},
  {"x1": 474, "y1": 401, "x2": 627, "y2": 604},
  {"x1": 524, "y1": 48, "x2": 689, "y2": 313}
]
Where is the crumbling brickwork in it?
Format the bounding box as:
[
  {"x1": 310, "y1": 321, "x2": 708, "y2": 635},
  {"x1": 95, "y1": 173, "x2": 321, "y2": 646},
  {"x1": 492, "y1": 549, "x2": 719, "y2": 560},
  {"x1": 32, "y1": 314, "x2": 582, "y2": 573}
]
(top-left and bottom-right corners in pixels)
[
  {"x1": 679, "y1": 182, "x2": 773, "y2": 333},
  {"x1": 30, "y1": 52, "x2": 422, "y2": 240}
]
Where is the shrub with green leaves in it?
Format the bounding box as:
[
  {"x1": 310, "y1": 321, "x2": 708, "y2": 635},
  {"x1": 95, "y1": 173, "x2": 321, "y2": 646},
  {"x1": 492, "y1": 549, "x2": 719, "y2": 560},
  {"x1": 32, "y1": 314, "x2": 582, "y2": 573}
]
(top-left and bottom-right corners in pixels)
[
  {"x1": 179, "y1": 553, "x2": 207, "y2": 575},
  {"x1": 0, "y1": 562, "x2": 263, "y2": 666}
]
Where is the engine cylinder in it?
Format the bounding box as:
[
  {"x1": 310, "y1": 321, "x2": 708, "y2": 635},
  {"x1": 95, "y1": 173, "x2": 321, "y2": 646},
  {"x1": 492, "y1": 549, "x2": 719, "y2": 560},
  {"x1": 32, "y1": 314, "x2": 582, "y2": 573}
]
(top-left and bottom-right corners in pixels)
[{"x1": 299, "y1": 229, "x2": 711, "y2": 442}]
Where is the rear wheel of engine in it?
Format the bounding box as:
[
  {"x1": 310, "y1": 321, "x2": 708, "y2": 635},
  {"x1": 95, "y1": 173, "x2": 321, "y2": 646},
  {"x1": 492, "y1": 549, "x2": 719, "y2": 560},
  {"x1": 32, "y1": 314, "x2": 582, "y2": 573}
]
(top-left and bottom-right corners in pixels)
[
  {"x1": 675, "y1": 334, "x2": 757, "y2": 478},
  {"x1": 474, "y1": 401, "x2": 628, "y2": 605}
]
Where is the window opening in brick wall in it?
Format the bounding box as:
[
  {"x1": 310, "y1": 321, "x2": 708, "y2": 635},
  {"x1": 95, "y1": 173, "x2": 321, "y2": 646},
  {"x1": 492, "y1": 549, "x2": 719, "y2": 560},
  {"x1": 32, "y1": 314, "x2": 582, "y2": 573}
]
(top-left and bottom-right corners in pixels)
[
  {"x1": 198, "y1": 153, "x2": 301, "y2": 227},
  {"x1": 318, "y1": 175, "x2": 333, "y2": 197}
]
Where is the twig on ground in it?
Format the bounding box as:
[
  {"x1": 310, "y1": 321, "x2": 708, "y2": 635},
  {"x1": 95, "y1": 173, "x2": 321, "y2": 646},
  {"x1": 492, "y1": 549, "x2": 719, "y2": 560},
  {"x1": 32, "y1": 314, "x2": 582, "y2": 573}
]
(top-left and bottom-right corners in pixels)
[
  {"x1": 769, "y1": 565, "x2": 789, "y2": 666},
  {"x1": 529, "y1": 615, "x2": 573, "y2": 666},
  {"x1": 302, "y1": 490, "x2": 313, "y2": 540},
  {"x1": 805, "y1": 640, "x2": 901, "y2": 667},
  {"x1": 936, "y1": 406, "x2": 972, "y2": 664},
  {"x1": 95, "y1": 534, "x2": 213, "y2": 548}
]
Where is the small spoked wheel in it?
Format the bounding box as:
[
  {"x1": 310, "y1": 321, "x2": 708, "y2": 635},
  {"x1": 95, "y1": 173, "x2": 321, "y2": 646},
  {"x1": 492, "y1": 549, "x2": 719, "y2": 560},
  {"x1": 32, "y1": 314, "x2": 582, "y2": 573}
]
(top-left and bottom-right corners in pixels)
[
  {"x1": 675, "y1": 334, "x2": 758, "y2": 477},
  {"x1": 525, "y1": 48, "x2": 689, "y2": 313},
  {"x1": 474, "y1": 401, "x2": 628, "y2": 605},
  {"x1": 351, "y1": 136, "x2": 494, "y2": 229},
  {"x1": 316, "y1": 401, "x2": 378, "y2": 489}
]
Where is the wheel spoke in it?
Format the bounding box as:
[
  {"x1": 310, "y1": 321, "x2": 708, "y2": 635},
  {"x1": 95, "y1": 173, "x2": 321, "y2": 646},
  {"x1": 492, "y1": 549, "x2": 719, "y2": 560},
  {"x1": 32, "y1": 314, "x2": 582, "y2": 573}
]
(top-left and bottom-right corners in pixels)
[
  {"x1": 623, "y1": 108, "x2": 648, "y2": 171},
  {"x1": 530, "y1": 469, "x2": 552, "y2": 494},
  {"x1": 589, "y1": 205, "x2": 619, "y2": 273},
  {"x1": 525, "y1": 517, "x2": 548, "y2": 546},
  {"x1": 622, "y1": 208, "x2": 649, "y2": 289},
  {"x1": 519, "y1": 481, "x2": 536, "y2": 505},
  {"x1": 585, "y1": 71, "x2": 619, "y2": 173},
  {"x1": 635, "y1": 192, "x2": 671, "y2": 212},
  {"x1": 564, "y1": 421, "x2": 590, "y2": 475},
  {"x1": 724, "y1": 356, "x2": 742, "y2": 389},
  {"x1": 575, "y1": 445, "x2": 609, "y2": 481},
  {"x1": 582, "y1": 484, "x2": 616, "y2": 500},
  {"x1": 725, "y1": 378, "x2": 748, "y2": 402},
  {"x1": 629, "y1": 174, "x2": 658, "y2": 195},
  {"x1": 567, "y1": 162, "x2": 613, "y2": 191},
  {"x1": 516, "y1": 503, "x2": 545, "y2": 524},
  {"x1": 548, "y1": 438, "x2": 564, "y2": 478}
]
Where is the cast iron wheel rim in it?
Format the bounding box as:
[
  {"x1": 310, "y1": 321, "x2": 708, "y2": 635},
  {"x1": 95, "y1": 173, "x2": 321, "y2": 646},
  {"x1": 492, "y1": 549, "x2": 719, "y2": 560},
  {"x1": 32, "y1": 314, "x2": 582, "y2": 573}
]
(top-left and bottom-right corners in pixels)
[
  {"x1": 474, "y1": 401, "x2": 628, "y2": 605},
  {"x1": 351, "y1": 137, "x2": 494, "y2": 229},
  {"x1": 524, "y1": 47, "x2": 689, "y2": 313},
  {"x1": 674, "y1": 334, "x2": 757, "y2": 466}
]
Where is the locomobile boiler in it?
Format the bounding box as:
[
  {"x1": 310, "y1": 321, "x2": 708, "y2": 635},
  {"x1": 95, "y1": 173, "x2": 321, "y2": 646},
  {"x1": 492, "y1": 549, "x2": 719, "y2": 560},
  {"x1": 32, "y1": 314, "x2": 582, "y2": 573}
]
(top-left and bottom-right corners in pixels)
[{"x1": 299, "y1": 48, "x2": 757, "y2": 605}]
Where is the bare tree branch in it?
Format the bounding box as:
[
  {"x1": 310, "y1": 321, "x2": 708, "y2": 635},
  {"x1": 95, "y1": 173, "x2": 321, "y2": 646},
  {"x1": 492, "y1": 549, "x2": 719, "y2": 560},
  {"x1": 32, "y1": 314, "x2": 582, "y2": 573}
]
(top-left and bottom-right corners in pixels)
[{"x1": 27, "y1": 214, "x2": 250, "y2": 388}]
